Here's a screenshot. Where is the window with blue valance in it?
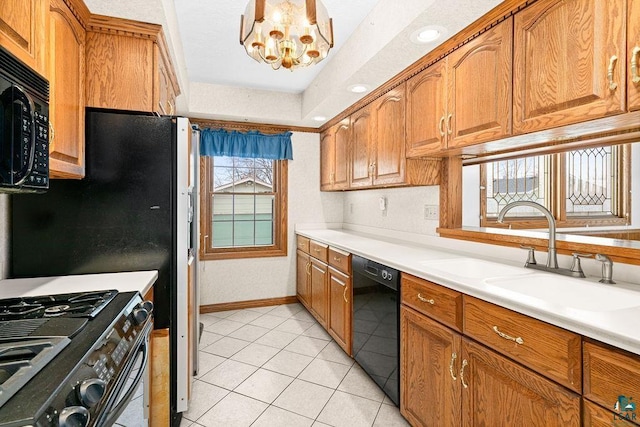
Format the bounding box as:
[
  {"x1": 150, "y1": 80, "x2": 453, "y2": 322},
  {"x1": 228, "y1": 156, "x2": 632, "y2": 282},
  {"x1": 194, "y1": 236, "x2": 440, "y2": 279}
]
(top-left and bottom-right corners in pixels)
[{"x1": 200, "y1": 128, "x2": 293, "y2": 160}]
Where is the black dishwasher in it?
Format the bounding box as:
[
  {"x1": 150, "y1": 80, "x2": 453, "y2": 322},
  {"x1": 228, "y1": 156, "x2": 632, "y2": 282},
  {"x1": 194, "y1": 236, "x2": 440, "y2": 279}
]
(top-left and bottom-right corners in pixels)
[{"x1": 352, "y1": 255, "x2": 400, "y2": 406}]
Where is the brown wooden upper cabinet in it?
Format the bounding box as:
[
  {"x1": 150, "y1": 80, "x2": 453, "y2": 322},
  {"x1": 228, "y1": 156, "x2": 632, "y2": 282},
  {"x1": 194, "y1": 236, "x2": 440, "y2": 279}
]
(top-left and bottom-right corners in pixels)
[
  {"x1": 629, "y1": 0, "x2": 640, "y2": 111},
  {"x1": 406, "y1": 18, "x2": 512, "y2": 157},
  {"x1": 0, "y1": 0, "x2": 48, "y2": 76},
  {"x1": 513, "y1": 0, "x2": 626, "y2": 134},
  {"x1": 48, "y1": 0, "x2": 89, "y2": 179},
  {"x1": 85, "y1": 15, "x2": 180, "y2": 114},
  {"x1": 350, "y1": 84, "x2": 417, "y2": 188},
  {"x1": 320, "y1": 120, "x2": 349, "y2": 191}
]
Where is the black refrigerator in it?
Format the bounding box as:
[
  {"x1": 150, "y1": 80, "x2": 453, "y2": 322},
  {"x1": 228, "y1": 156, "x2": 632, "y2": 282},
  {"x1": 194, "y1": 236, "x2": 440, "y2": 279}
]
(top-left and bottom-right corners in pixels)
[{"x1": 10, "y1": 109, "x2": 199, "y2": 426}]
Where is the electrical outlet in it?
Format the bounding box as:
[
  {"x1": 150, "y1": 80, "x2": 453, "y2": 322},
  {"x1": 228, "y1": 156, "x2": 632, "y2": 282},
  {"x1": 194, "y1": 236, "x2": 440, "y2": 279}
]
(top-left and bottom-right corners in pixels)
[{"x1": 424, "y1": 204, "x2": 439, "y2": 220}]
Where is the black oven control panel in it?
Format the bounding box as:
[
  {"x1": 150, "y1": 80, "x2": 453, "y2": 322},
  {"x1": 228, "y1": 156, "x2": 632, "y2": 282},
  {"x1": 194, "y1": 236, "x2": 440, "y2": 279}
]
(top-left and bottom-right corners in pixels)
[{"x1": 33, "y1": 294, "x2": 153, "y2": 427}]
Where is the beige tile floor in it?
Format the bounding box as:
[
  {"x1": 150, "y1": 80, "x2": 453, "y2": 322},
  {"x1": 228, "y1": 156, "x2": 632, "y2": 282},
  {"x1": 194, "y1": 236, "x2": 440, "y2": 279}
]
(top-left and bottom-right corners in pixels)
[{"x1": 180, "y1": 302, "x2": 410, "y2": 427}]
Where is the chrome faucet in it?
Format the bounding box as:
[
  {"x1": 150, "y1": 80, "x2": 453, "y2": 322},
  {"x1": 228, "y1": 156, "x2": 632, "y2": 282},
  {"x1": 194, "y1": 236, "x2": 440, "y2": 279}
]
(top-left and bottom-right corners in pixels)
[{"x1": 497, "y1": 201, "x2": 558, "y2": 269}]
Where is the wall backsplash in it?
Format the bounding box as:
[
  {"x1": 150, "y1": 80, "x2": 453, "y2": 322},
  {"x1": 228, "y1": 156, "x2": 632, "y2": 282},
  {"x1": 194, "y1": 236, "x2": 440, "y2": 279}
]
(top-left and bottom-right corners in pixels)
[
  {"x1": 0, "y1": 194, "x2": 8, "y2": 279},
  {"x1": 343, "y1": 186, "x2": 440, "y2": 236}
]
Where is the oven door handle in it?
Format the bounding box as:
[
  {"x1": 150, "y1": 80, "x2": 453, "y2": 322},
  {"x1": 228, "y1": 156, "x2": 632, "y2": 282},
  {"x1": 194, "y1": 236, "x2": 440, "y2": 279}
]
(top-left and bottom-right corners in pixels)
[{"x1": 98, "y1": 336, "x2": 150, "y2": 426}]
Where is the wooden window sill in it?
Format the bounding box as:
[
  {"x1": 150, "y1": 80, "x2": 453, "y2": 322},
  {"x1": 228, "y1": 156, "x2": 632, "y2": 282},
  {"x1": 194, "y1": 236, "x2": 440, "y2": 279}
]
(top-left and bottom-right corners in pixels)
[{"x1": 437, "y1": 227, "x2": 640, "y2": 266}]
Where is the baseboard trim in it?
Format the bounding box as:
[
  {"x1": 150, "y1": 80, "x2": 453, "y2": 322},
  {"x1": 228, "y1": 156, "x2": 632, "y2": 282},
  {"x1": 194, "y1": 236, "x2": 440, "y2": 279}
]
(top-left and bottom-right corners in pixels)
[{"x1": 200, "y1": 296, "x2": 299, "y2": 313}]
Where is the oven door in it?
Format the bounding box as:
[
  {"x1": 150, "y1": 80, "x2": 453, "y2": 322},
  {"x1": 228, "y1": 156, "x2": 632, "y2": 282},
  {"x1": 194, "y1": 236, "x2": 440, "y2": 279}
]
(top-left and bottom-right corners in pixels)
[{"x1": 93, "y1": 321, "x2": 152, "y2": 426}]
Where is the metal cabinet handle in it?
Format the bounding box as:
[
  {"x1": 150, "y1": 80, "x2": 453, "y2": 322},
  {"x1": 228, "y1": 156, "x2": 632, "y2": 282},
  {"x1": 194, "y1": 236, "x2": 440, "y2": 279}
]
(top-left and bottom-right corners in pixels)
[
  {"x1": 417, "y1": 293, "x2": 435, "y2": 305},
  {"x1": 449, "y1": 352, "x2": 457, "y2": 381},
  {"x1": 460, "y1": 359, "x2": 468, "y2": 388},
  {"x1": 313, "y1": 248, "x2": 321, "y2": 253},
  {"x1": 438, "y1": 116, "x2": 446, "y2": 137},
  {"x1": 343, "y1": 285, "x2": 349, "y2": 303},
  {"x1": 493, "y1": 325, "x2": 524, "y2": 345},
  {"x1": 446, "y1": 113, "x2": 453, "y2": 135},
  {"x1": 333, "y1": 256, "x2": 341, "y2": 263},
  {"x1": 632, "y1": 47, "x2": 640, "y2": 84},
  {"x1": 49, "y1": 122, "x2": 55, "y2": 143},
  {"x1": 608, "y1": 55, "x2": 618, "y2": 91},
  {"x1": 306, "y1": 262, "x2": 311, "y2": 275}
]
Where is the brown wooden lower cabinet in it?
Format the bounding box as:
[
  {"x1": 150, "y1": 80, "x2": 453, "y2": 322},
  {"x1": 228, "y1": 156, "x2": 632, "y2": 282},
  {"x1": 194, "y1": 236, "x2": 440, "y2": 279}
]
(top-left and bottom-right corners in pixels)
[
  {"x1": 462, "y1": 338, "x2": 580, "y2": 426},
  {"x1": 296, "y1": 250, "x2": 311, "y2": 308},
  {"x1": 150, "y1": 328, "x2": 170, "y2": 427},
  {"x1": 583, "y1": 399, "x2": 637, "y2": 426},
  {"x1": 310, "y1": 257, "x2": 328, "y2": 328},
  {"x1": 327, "y1": 267, "x2": 352, "y2": 355},
  {"x1": 400, "y1": 305, "x2": 461, "y2": 426},
  {"x1": 400, "y1": 300, "x2": 581, "y2": 427}
]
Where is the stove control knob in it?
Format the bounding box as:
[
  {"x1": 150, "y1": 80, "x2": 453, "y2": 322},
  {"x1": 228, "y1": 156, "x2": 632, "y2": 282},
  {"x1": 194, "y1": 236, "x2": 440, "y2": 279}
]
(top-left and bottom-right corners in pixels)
[
  {"x1": 59, "y1": 406, "x2": 90, "y2": 427},
  {"x1": 132, "y1": 306, "x2": 150, "y2": 325},
  {"x1": 140, "y1": 300, "x2": 154, "y2": 313},
  {"x1": 78, "y1": 378, "x2": 106, "y2": 408}
]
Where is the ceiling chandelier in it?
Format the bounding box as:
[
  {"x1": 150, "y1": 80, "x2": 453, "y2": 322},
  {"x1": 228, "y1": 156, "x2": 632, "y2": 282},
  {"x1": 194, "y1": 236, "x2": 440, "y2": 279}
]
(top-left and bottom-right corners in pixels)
[{"x1": 240, "y1": 0, "x2": 334, "y2": 71}]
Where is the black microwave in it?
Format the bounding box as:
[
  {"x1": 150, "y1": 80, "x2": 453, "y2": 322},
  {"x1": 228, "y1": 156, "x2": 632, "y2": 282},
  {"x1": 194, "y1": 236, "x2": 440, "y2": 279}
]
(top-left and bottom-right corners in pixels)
[{"x1": 0, "y1": 46, "x2": 49, "y2": 193}]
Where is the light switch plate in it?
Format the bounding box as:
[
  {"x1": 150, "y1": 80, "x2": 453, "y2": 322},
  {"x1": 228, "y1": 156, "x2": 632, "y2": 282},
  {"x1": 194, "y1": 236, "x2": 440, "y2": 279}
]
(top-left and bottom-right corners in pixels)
[{"x1": 424, "y1": 204, "x2": 439, "y2": 220}]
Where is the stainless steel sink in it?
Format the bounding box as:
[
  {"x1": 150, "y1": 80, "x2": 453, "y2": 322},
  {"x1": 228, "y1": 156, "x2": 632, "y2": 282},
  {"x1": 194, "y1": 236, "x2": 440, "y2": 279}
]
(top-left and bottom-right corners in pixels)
[{"x1": 484, "y1": 274, "x2": 640, "y2": 312}]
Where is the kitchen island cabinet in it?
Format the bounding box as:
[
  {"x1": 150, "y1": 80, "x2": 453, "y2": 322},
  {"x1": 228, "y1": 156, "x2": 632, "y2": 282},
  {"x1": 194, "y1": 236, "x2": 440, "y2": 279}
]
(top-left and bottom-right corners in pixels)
[
  {"x1": 513, "y1": 0, "x2": 626, "y2": 134},
  {"x1": 48, "y1": 0, "x2": 89, "y2": 179}
]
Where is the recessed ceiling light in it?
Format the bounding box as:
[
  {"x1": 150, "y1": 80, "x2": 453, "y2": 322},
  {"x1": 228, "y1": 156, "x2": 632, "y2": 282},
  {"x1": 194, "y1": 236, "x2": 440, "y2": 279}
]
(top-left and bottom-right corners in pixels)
[
  {"x1": 348, "y1": 84, "x2": 370, "y2": 94},
  {"x1": 410, "y1": 26, "x2": 446, "y2": 44},
  {"x1": 313, "y1": 115, "x2": 327, "y2": 122}
]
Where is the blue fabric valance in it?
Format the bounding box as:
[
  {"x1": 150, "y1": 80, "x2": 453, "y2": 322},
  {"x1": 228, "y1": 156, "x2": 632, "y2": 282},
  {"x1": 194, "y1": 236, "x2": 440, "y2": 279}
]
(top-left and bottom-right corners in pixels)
[{"x1": 200, "y1": 128, "x2": 293, "y2": 160}]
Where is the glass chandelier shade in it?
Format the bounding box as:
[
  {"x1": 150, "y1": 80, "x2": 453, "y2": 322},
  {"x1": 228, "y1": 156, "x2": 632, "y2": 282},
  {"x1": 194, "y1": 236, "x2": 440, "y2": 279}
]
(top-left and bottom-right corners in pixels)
[{"x1": 240, "y1": 0, "x2": 334, "y2": 71}]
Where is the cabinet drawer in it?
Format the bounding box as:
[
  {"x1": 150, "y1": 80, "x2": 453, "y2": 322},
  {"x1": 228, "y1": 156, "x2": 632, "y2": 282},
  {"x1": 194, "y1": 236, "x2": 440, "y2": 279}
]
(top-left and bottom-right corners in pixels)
[
  {"x1": 328, "y1": 248, "x2": 351, "y2": 274},
  {"x1": 584, "y1": 341, "x2": 640, "y2": 420},
  {"x1": 296, "y1": 235, "x2": 310, "y2": 254},
  {"x1": 583, "y1": 399, "x2": 637, "y2": 426},
  {"x1": 401, "y1": 274, "x2": 462, "y2": 332},
  {"x1": 463, "y1": 296, "x2": 582, "y2": 392},
  {"x1": 309, "y1": 241, "x2": 328, "y2": 263}
]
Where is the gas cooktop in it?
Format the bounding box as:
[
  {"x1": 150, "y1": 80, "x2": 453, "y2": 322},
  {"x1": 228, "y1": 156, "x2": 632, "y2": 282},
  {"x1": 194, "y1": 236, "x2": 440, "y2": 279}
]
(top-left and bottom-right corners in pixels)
[{"x1": 0, "y1": 289, "x2": 117, "y2": 321}]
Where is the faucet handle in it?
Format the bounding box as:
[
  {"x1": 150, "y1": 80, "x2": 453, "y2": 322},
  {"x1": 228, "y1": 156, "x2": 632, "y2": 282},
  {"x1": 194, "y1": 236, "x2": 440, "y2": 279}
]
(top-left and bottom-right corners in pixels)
[
  {"x1": 519, "y1": 245, "x2": 537, "y2": 266},
  {"x1": 595, "y1": 254, "x2": 616, "y2": 284},
  {"x1": 570, "y1": 253, "x2": 593, "y2": 277}
]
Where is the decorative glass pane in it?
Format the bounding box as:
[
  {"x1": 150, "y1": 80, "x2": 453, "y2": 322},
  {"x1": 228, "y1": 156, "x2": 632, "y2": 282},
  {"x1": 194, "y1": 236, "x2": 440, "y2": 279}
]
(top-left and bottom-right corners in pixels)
[
  {"x1": 565, "y1": 146, "x2": 615, "y2": 217},
  {"x1": 210, "y1": 156, "x2": 276, "y2": 248},
  {"x1": 485, "y1": 156, "x2": 548, "y2": 218}
]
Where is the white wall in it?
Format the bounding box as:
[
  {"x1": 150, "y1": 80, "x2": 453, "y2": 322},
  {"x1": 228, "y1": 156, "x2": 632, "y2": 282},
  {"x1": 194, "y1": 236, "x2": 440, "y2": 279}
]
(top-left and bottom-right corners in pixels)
[
  {"x1": 343, "y1": 186, "x2": 440, "y2": 236},
  {"x1": 0, "y1": 194, "x2": 8, "y2": 279},
  {"x1": 198, "y1": 132, "x2": 343, "y2": 305}
]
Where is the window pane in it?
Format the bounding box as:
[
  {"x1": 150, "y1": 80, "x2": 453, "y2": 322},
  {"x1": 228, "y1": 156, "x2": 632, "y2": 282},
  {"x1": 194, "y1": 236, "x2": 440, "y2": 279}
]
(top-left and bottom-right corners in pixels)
[
  {"x1": 566, "y1": 146, "x2": 615, "y2": 217},
  {"x1": 485, "y1": 156, "x2": 548, "y2": 219}
]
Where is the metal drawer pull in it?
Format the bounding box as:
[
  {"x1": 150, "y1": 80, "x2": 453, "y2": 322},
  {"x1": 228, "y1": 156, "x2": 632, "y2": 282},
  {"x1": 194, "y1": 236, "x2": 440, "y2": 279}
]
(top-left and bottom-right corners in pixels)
[
  {"x1": 343, "y1": 285, "x2": 349, "y2": 303},
  {"x1": 608, "y1": 55, "x2": 618, "y2": 91},
  {"x1": 334, "y1": 256, "x2": 342, "y2": 263},
  {"x1": 449, "y1": 352, "x2": 457, "y2": 381},
  {"x1": 460, "y1": 359, "x2": 468, "y2": 389},
  {"x1": 632, "y1": 46, "x2": 640, "y2": 84},
  {"x1": 493, "y1": 326, "x2": 524, "y2": 345},
  {"x1": 314, "y1": 248, "x2": 321, "y2": 253},
  {"x1": 417, "y1": 293, "x2": 435, "y2": 305}
]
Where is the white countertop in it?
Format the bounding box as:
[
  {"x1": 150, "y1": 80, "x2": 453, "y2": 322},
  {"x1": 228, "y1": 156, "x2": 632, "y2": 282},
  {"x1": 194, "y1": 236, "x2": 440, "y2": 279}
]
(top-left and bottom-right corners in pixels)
[
  {"x1": 297, "y1": 228, "x2": 640, "y2": 356},
  {"x1": 0, "y1": 270, "x2": 158, "y2": 299}
]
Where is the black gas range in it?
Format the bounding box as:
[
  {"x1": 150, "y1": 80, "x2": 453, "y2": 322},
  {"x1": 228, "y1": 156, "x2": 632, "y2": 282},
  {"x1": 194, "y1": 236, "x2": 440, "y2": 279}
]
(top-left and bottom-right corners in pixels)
[{"x1": 0, "y1": 290, "x2": 153, "y2": 427}]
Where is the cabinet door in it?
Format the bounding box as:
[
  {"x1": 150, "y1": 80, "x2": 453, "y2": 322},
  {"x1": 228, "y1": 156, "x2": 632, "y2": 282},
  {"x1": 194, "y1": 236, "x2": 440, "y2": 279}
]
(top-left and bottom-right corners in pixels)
[
  {"x1": 49, "y1": 0, "x2": 85, "y2": 179},
  {"x1": 406, "y1": 59, "x2": 447, "y2": 157},
  {"x1": 448, "y1": 17, "x2": 512, "y2": 149},
  {"x1": 372, "y1": 84, "x2": 406, "y2": 186},
  {"x1": 513, "y1": 0, "x2": 626, "y2": 134},
  {"x1": 461, "y1": 339, "x2": 581, "y2": 427},
  {"x1": 333, "y1": 122, "x2": 350, "y2": 190},
  {"x1": 157, "y1": 47, "x2": 176, "y2": 115},
  {"x1": 320, "y1": 129, "x2": 334, "y2": 190},
  {"x1": 583, "y1": 399, "x2": 637, "y2": 427},
  {"x1": 0, "y1": 0, "x2": 47, "y2": 75},
  {"x1": 629, "y1": 0, "x2": 640, "y2": 111},
  {"x1": 296, "y1": 250, "x2": 311, "y2": 309},
  {"x1": 310, "y1": 258, "x2": 328, "y2": 328},
  {"x1": 328, "y1": 268, "x2": 351, "y2": 355},
  {"x1": 400, "y1": 306, "x2": 462, "y2": 427},
  {"x1": 349, "y1": 105, "x2": 373, "y2": 188}
]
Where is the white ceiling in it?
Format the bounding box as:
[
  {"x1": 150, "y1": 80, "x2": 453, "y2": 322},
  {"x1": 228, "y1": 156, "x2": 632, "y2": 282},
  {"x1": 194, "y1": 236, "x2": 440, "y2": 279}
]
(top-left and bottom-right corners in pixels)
[{"x1": 84, "y1": 0, "x2": 504, "y2": 127}]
